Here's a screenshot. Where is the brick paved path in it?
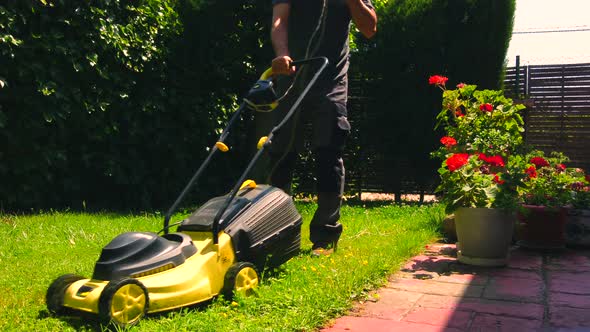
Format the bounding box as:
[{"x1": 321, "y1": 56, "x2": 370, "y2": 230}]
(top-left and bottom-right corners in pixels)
[{"x1": 322, "y1": 244, "x2": 590, "y2": 332}]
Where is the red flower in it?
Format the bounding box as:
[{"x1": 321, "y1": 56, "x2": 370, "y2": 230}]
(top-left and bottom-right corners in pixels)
[
  {"x1": 479, "y1": 103, "x2": 493, "y2": 112},
  {"x1": 493, "y1": 174, "x2": 505, "y2": 185},
  {"x1": 446, "y1": 153, "x2": 470, "y2": 172},
  {"x1": 525, "y1": 166, "x2": 537, "y2": 178},
  {"x1": 478, "y1": 154, "x2": 505, "y2": 167},
  {"x1": 555, "y1": 163, "x2": 566, "y2": 172},
  {"x1": 530, "y1": 157, "x2": 549, "y2": 168},
  {"x1": 487, "y1": 155, "x2": 505, "y2": 167},
  {"x1": 455, "y1": 109, "x2": 464, "y2": 117},
  {"x1": 440, "y1": 136, "x2": 457, "y2": 148},
  {"x1": 456, "y1": 83, "x2": 466, "y2": 89},
  {"x1": 428, "y1": 75, "x2": 448, "y2": 86}
]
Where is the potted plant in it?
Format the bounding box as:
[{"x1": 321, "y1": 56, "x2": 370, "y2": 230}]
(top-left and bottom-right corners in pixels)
[
  {"x1": 430, "y1": 75, "x2": 526, "y2": 266},
  {"x1": 566, "y1": 170, "x2": 590, "y2": 246},
  {"x1": 516, "y1": 150, "x2": 589, "y2": 249}
]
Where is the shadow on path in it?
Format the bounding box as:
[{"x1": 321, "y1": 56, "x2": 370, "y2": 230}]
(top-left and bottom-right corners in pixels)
[{"x1": 322, "y1": 243, "x2": 590, "y2": 331}]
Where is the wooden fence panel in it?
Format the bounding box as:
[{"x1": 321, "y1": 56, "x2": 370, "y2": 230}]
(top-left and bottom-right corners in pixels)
[{"x1": 505, "y1": 63, "x2": 590, "y2": 173}]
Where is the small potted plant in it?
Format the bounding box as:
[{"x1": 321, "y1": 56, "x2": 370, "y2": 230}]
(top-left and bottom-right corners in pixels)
[
  {"x1": 566, "y1": 170, "x2": 590, "y2": 246},
  {"x1": 430, "y1": 75, "x2": 526, "y2": 266},
  {"x1": 515, "y1": 151, "x2": 587, "y2": 249}
]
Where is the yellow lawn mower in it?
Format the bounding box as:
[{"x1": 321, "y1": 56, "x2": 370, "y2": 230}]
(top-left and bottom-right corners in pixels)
[{"x1": 45, "y1": 57, "x2": 328, "y2": 328}]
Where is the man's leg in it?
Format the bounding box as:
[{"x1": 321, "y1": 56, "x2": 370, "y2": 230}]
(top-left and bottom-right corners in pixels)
[
  {"x1": 309, "y1": 148, "x2": 345, "y2": 249},
  {"x1": 309, "y1": 101, "x2": 350, "y2": 251}
]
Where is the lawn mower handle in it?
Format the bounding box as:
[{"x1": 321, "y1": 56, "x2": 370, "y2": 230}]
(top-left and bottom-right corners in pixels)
[
  {"x1": 162, "y1": 100, "x2": 249, "y2": 234},
  {"x1": 259, "y1": 57, "x2": 329, "y2": 80},
  {"x1": 211, "y1": 56, "x2": 329, "y2": 244}
]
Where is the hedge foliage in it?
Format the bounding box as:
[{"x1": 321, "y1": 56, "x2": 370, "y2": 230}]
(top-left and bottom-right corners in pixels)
[
  {"x1": 0, "y1": 0, "x2": 514, "y2": 211},
  {"x1": 0, "y1": 0, "x2": 273, "y2": 211}
]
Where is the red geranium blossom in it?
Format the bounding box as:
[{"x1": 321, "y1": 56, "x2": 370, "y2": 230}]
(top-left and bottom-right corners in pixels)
[
  {"x1": 526, "y1": 166, "x2": 537, "y2": 178},
  {"x1": 487, "y1": 155, "x2": 505, "y2": 167},
  {"x1": 530, "y1": 156, "x2": 549, "y2": 168},
  {"x1": 479, "y1": 103, "x2": 493, "y2": 112},
  {"x1": 493, "y1": 174, "x2": 505, "y2": 185},
  {"x1": 428, "y1": 75, "x2": 448, "y2": 86},
  {"x1": 446, "y1": 153, "x2": 470, "y2": 172},
  {"x1": 455, "y1": 109, "x2": 464, "y2": 117},
  {"x1": 555, "y1": 163, "x2": 566, "y2": 172},
  {"x1": 440, "y1": 136, "x2": 457, "y2": 147},
  {"x1": 456, "y1": 83, "x2": 466, "y2": 89},
  {"x1": 478, "y1": 154, "x2": 505, "y2": 167}
]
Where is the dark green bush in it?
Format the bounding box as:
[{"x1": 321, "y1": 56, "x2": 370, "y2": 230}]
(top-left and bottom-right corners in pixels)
[
  {"x1": 0, "y1": 0, "x2": 275, "y2": 211},
  {"x1": 0, "y1": 0, "x2": 514, "y2": 210}
]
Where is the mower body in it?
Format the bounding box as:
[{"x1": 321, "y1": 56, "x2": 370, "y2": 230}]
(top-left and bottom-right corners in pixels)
[{"x1": 49, "y1": 185, "x2": 301, "y2": 325}]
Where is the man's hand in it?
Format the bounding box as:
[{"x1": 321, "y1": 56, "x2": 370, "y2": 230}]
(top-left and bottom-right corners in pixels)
[
  {"x1": 347, "y1": 0, "x2": 377, "y2": 39},
  {"x1": 272, "y1": 55, "x2": 296, "y2": 76}
]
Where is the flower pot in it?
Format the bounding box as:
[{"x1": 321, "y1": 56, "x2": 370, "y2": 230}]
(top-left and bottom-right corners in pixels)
[
  {"x1": 455, "y1": 207, "x2": 515, "y2": 267},
  {"x1": 516, "y1": 205, "x2": 568, "y2": 250},
  {"x1": 565, "y1": 209, "x2": 590, "y2": 247}
]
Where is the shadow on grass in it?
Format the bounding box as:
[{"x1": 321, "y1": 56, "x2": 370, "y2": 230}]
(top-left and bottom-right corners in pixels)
[
  {"x1": 38, "y1": 309, "x2": 103, "y2": 331},
  {"x1": 38, "y1": 299, "x2": 218, "y2": 331}
]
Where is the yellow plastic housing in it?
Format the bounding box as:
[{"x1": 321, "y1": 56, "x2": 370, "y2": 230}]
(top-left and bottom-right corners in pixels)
[
  {"x1": 215, "y1": 142, "x2": 229, "y2": 152},
  {"x1": 62, "y1": 232, "x2": 236, "y2": 314},
  {"x1": 257, "y1": 136, "x2": 268, "y2": 150},
  {"x1": 260, "y1": 67, "x2": 273, "y2": 80},
  {"x1": 239, "y1": 180, "x2": 257, "y2": 190}
]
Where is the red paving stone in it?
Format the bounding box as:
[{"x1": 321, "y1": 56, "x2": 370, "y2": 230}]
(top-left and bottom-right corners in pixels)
[
  {"x1": 436, "y1": 273, "x2": 489, "y2": 285},
  {"x1": 546, "y1": 252, "x2": 590, "y2": 272},
  {"x1": 321, "y1": 244, "x2": 590, "y2": 332},
  {"x1": 469, "y1": 313, "x2": 543, "y2": 331},
  {"x1": 358, "y1": 289, "x2": 421, "y2": 319},
  {"x1": 550, "y1": 292, "x2": 590, "y2": 309},
  {"x1": 506, "y1": 250, "x2": 544, "y2": 270},
  {"x1": 550, "y1": 306, "x2": 590, "y2": 328},
  {"x1": 416, "y1": 294, "x2": 544, "y2": 320},
  {"x1": 403, "y1": 307, "x2": 471, "y2": 329},
  {"x1": 488, "y1": 268, "x2": 542, "y2": 281},
  {"x1": 482, "y1": 276, "x2": 544, "y2": 303},
  {"x1": 547, "y1": 272, "x2": 590, "y2": 295},
  {"x1": 321, "y1": 316, "x2": 464, "y2": 332}
]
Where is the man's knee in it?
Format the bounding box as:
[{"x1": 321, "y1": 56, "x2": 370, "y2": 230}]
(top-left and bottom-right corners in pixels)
[
  {"x1": 314, "y1": 148, "x2": 345, "y2": 193},
  {"x1": 312, "y1": 101, "x2": 351, "y2": 151}
]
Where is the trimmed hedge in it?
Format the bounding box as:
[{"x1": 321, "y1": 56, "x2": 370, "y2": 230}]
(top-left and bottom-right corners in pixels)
[
  {"x1": 0, "y1": 0, "x2": 514, "y2": 211},
  {"x1": 0, "y1": 1, "x2": 274, "y2": 211}
]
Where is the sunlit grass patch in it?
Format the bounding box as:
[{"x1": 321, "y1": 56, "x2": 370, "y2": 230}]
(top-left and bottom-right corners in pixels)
[{"x1": 0, "y1": 202, "x2": 444, "y2": 331}]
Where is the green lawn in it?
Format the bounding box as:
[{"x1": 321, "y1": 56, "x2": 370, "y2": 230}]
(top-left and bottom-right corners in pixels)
[{"x1": 0, "y1": 201, "x2": 444, "y2": 331}]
